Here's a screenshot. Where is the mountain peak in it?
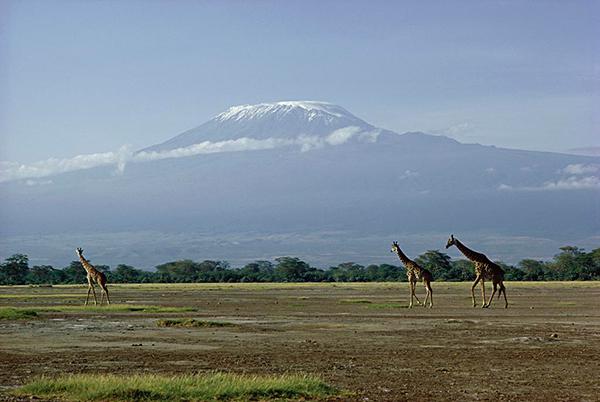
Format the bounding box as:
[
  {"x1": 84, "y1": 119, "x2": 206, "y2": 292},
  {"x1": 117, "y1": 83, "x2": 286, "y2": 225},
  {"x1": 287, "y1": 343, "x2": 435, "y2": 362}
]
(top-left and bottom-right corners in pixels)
[
  {"x1": 214, "y1": 101, "x2": 363, "y2": 124},
  {"x1": 217, "y1": 101, "x2": 346, "y2": 119},
  {"x1": 142, "y1": 100, "x2": 376, "y2": 152}
]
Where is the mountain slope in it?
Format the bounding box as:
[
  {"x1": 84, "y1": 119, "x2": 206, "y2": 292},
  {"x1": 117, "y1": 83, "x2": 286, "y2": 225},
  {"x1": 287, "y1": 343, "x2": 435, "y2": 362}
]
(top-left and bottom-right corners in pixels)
[
  {"x1": 141, "y1": 101, "x2": 380, "y2": 152},
  {"x1": 0, "y1": 101, "x2": 598, "y2": 268}
]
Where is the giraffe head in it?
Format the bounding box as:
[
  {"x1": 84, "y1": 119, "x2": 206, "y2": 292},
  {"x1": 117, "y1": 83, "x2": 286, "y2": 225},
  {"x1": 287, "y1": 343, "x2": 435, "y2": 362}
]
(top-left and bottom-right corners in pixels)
[
  {"x1": 391, "y1": 241, "x2": 399, "y2": 253},
  {"x1": 445, "y1": 234, "x2": 456, "y2": 249},
  {"x1": 76, "y1": 247, "x2": 84, "y2": 257}
]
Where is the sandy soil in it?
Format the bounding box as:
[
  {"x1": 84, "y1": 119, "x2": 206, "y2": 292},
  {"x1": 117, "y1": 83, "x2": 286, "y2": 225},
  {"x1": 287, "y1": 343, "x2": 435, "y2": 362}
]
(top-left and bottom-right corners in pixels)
[{"x1": 1, "y1": 282, "x2": 599, "y2": 401}]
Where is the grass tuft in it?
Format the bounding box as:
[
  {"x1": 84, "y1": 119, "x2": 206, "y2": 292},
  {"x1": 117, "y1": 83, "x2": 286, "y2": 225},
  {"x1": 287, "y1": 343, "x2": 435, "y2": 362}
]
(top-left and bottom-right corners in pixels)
[
  {"x1": 0, "y1": 305, "x2": 195, "y2": 316},
  {"x1": 14, "y1": 372, "x2": 338, "y2": 401},
  {"x1": 367, "y1": 303, "x2": 408, "y2": 309},
  {"x1": 0, "y1": 307, "x2": 38, "y2": 320},
  {"x1": 156, "y1": 318, "x2": 234, "y2": 328},
  {"x1": 339, "y1": 299, "x2": 373, "y2": 304}
]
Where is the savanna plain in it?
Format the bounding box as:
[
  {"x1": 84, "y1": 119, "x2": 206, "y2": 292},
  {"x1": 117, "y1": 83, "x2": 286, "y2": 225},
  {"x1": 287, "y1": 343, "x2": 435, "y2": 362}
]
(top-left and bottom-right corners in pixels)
[{"x1": 1, "y1": 282, "x2": 599, "y2": 401}]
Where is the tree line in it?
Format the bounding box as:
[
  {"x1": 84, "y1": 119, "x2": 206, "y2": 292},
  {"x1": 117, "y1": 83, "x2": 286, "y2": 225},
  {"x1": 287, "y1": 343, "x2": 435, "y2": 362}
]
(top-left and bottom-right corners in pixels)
[{"x1": 0, "y1": 246, "x2": 599, "y2": 285}]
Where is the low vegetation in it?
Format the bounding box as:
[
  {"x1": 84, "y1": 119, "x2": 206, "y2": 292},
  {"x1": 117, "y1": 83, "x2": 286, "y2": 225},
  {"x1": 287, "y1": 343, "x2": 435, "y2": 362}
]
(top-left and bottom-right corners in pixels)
[
  {"x1": 14, "y1": 372, "x2": 338, "y2": 401},
  {"x1": 156, "y1": 318, "x2": 234, "y2": 328},
  {"x1": 367, "y1": 303, "x2": 408, "y2": 309},
  {"x1": 1, "y1": 246, "x2": 599, "y2": 285},
  {"x1": 0, "y1": 307, "x2": 38, "y2": 320},
  {"x1": 340, "y1": 299, "x2": 373, "y2": 304},
  {"x1": 0, "y1": 305, "x2": 194, "y2": 318}
]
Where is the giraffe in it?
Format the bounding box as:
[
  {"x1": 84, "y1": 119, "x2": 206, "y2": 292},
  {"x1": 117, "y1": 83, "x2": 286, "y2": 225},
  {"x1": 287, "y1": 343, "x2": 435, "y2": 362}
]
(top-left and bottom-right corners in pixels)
[
  {"x1": 76, "y1": 247, "x2": 110, "y2": 306},
  {"x1": 391, "y1": 241, "x2": 433, "y2": 308},
  {"x1": 445, "y1": 235, "x2": 507, "y2": 308}
]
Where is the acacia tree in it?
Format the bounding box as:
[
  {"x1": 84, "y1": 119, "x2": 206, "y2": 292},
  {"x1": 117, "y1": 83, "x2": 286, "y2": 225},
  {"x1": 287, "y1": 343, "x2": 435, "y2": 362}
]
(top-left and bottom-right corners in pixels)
[
  {"x1": 275, "y1": 257, "x2": 311, "y2": 281},
  {"x1": 415, "y1": 250, "x2": 452, "y2": 281},
  {"x1": 0, "y1": 254, "x2": 29, "y2": 285},
  {"x1": 26, "y1": 265, "x2": 63, "y2": 284},
  {"x1": 519, "y1": 259, "x2": 547, "y2": 281}
]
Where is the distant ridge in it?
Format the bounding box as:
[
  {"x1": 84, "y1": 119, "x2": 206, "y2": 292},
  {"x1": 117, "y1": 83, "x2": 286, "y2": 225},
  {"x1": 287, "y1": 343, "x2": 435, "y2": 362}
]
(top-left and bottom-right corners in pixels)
[{"x1": 566, "y1": 147, "x2": 600, "y2": 156}]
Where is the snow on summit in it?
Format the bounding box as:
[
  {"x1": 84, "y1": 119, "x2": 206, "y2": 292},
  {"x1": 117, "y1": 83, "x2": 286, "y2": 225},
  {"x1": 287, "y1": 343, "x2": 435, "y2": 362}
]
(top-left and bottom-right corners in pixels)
[
  {"x1": 142, "y1": 101, "x2": 377, "y2": 153},
  {"x1": 215, "y1": 101, "x2": 353, "y2": 121}
]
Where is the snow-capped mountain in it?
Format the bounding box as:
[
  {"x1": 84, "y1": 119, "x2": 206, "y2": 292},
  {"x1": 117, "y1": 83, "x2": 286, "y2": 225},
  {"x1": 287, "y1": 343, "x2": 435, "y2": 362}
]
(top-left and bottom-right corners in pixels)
[
  {"x1": 141, "y1": 101, "x2": 382, "y2": 152},
  {"x1": 0, "y1": 101, "x2": 599, "y2": 269}
]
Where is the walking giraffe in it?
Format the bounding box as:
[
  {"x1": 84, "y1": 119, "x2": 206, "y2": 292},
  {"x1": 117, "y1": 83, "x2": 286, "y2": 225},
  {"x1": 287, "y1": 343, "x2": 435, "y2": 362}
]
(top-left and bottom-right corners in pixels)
[
  {"x1": 391, "y1": 241, "x2": 433, "y2": 308},
  {"x1": 445, "y1": 235, "x2": 507, "y2": 308},
  {"x1": 76, "y1": 247, "x2": 110, "y2": 305}
]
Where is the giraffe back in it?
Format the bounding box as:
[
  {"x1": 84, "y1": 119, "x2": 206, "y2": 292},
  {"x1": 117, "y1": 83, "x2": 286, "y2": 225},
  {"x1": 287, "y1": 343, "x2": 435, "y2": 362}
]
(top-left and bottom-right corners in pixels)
[
  {"x1": 474, "y1": 261, "x2": 504, "y2": 281},
  {"x1": 406, "y1": 261, "x2": 432, "y2": 282}
]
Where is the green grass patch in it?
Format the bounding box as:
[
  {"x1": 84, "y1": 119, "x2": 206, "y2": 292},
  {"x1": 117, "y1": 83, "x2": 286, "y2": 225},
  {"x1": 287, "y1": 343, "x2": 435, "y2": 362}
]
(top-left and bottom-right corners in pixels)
[
  {"x1": 14, "y1": 372, "x2": 338, "y2": 401},
  {"x1": 367, "y1": 303, "x2": 408, "y2": 309},
  {"x1": 54, "y1": 304, "x2": 196, "y2": 313},
  {"x1": 156, "y1": 318, "x2": 234, "y2": 328},
  {"x1": 0, "y1": 304, "x2": 195, "y2": 315},
  {"x1": 0, "y1": 307, "x2": 38, "y2": 320},
  {"x1": 556, "y1": 301, "x2": 577, "y2": 307},
  {"x1": 0, "y1": 293, "x2": 84, "y2": 299},
  {"x1": 339, "y1": 299, "x2": 373, "y2": 304}
]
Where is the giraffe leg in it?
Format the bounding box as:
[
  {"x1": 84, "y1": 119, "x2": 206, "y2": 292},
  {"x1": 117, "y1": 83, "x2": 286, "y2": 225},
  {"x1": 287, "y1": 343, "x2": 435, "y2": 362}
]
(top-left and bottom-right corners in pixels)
[
  {"x1": 101, "y1": 285, "x2": 110, "y2": 305},
  {"x1": 487, "y1": 283, "x2": 498, "y2": 307},
  {"x1": 423, "y1": 283, "x2": 429, "y2": 307},
  {"x1": 480, "y1": 280, "x2": 487, "y2": 308},
  {"x1": 471, "y1": 275, "x2": 481, "y2": 307},
  {"x1": 90, "y1": 284, "x2": 98, "y2": 305},
  {"x1": 500, "y1": 283, "x2": 508, "y2": 308},
  {"x1": 85, "y1": 286, "x2": 92, "y2": 306},
  {"x1": 408, "y1": 281, "x2": 413, "y2": 308},
  {"x1": 426, "y1": 282, "x2": 433, "y2": 308},
  {"x1": 412, "y1": 281, "x2": 422, "y2": 306}
]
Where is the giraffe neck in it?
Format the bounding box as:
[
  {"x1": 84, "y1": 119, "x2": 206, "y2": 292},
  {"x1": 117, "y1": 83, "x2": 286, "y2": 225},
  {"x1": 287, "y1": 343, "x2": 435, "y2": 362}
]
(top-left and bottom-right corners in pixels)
[
  {"x1": 78, "y1": 255, "x2": 95, "y2": 274},
  {"x1": 454, "y1": 239, "x2": 486, "y2": 262},
  {"x1": 394, "y1": 247, "x2": 413, "y2": 266}
]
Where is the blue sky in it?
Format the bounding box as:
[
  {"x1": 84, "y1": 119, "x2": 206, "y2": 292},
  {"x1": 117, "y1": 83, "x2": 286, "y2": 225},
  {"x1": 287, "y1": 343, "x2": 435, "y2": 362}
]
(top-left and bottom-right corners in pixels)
[{"x1": 1, "y1": 0, "x2": 598, "y2": 163}]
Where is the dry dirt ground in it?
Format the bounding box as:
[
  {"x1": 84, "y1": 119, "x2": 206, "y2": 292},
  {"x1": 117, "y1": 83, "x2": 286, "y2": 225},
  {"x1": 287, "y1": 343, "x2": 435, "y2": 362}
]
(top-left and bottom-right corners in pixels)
[{"x1": 1, "y1": 282, "x2": 599, "y2": 401}]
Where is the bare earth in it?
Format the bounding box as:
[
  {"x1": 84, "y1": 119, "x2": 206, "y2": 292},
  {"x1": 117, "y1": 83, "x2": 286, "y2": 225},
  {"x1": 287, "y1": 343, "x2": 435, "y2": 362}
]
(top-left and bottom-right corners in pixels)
[{"x1": 1, "y1": 282, "x2": 599, "y2": 401}]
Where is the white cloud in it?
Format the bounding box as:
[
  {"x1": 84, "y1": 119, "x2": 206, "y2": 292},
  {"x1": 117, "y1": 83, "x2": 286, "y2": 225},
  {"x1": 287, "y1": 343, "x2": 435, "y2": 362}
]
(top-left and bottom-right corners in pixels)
[
  {"x1": 0, "y1": 145, "x2": 132, "y2": 183},
  {"x1": 541, "y1": 176, "x2": 600, "y2": 190},
  {"x1": 562, "y1": 164, "x2": 599, "y2": 175},
  {"x1": 25, "y1": 179, "x2": 54, "y2": 186},
  {"x1": 325, "y1": 126, "x2": 362, "y2": 146},
  {"x1": 0, "y1": 127, "x2": 376, "y2": 183},
  {"x1": 485, "y1": 167, "x2": 496, "y2": 173},
  {"x1": 134, "y1": 137, "x2": 290, "y2": 162},
  {"x1": 398, "y1": 170, "x2": 419, "y2": 179},
  {"x1": 498, "y1": 176, "x2": 600, "y2": 191},
  {"x1": 499, "y1": 163, "x2": 600, "y2": 192}
]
